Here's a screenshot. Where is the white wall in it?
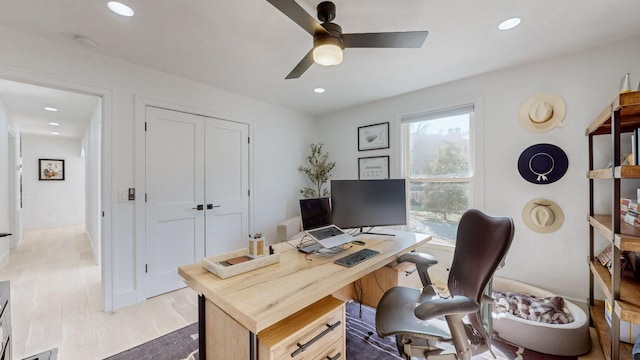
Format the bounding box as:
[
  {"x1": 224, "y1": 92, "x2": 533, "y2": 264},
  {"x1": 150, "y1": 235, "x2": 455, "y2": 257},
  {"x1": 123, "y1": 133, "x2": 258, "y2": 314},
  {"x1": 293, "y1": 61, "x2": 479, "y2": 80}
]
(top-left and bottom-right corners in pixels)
[
  {"x1": 0, "y1": 100, "x2": 10, "y2": 267},
  {"x1": 0, "y1": 25, "x2": 317, "y2": 310},
  {"x1": 318, "y1": 36, "x2": 640, "y2": 302},
  {"x1": 21, "y1": 135, "x2": 85, "y2": 228},
  {"x1": 84, "y1": 99, "x2": 102, "y2": 263}
]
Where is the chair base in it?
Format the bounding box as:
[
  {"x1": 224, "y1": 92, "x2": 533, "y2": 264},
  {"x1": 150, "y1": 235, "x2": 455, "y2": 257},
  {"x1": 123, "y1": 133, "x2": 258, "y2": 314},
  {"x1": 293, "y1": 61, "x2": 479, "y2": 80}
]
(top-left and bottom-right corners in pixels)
[{"x1": 397, "y1": 334, "x2": 458, "y2": 360}]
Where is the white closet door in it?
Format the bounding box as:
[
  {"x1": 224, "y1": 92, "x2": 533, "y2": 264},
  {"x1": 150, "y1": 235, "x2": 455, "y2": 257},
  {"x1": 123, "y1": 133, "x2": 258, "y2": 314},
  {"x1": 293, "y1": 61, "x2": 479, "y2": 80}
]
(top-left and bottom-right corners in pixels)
[
  {"x1": 204, "y1": 118, "x2": 250, "y2": 256},
  {"x1": 145, "y1": 107, "x2": 205, "y2": 297}
]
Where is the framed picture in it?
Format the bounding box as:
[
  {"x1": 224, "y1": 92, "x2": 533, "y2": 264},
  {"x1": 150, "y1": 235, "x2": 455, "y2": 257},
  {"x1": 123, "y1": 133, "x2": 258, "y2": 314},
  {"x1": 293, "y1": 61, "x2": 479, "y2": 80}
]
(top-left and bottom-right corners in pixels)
[
  {"x1": 358, "y1": 122, "x2": 389, "y2": 151},
  {"x1": 358, "y1": 156, "x2": 389, "y2": 179},
  {"x1": 39, "y1": 159, "x2": 65, "y2": 181}
]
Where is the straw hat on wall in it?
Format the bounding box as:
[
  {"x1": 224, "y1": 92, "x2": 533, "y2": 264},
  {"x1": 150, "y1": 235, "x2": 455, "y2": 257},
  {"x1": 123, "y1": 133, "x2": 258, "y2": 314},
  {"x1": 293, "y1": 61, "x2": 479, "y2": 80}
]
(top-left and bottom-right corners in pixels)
[
  {"x1": 522, "y1": 198, "x2": 564, "y2": 233},
  {"x1": 518, "y1": 93, "x2": 566, "y2": 132}
]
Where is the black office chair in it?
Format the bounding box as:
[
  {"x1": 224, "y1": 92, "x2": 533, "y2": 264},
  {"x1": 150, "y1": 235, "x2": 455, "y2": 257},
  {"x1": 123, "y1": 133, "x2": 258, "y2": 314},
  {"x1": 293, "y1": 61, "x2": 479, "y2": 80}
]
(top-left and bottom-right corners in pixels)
[{"x1": 375, "y1": 209, "x2": 514, "y2": 360}]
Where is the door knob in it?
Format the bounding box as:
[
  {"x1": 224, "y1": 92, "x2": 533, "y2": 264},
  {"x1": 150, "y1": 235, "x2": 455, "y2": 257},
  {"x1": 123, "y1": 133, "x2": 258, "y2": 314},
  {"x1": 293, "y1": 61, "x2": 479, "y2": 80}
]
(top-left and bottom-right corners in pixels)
[
  {"x1": 208, "y1": 204, "x2": 221, "y2": 209},
  {"x1": 192, "y1": 204, "x2": 204, "y2": 211}
]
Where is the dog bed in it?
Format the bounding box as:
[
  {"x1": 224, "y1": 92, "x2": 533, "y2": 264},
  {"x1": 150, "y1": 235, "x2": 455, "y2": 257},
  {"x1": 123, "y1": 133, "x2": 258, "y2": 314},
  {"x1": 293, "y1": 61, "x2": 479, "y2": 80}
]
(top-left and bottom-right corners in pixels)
[{"x1": 491, "y1": 277, "x2": 591, "y2": 356}]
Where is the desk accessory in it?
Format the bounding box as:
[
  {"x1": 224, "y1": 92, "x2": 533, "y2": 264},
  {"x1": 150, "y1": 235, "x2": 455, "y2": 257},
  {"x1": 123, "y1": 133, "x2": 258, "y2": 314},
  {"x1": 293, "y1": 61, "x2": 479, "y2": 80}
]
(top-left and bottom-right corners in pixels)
[
  {"x1": 249, "y1": 233, "x2": 266, "y2": 258},
  {"x1": 202, "y1": 248, "x2": 280, "y2": 279}
]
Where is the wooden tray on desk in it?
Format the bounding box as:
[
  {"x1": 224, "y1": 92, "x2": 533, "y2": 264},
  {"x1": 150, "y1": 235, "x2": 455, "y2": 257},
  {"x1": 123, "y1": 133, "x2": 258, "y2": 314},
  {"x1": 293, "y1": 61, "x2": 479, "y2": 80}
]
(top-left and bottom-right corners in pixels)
[{"x1": 202, "y1": 248, "x2": 280, "y2": 279}]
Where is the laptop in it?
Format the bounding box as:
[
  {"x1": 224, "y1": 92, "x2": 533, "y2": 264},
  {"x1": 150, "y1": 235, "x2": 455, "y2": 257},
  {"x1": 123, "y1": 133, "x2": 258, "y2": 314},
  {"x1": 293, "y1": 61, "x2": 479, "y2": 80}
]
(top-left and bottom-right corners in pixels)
[
  {"x1": 298, "y1": 198, "x2": 354, "y2": 252},
  {"x1": 304, "y1": 224, "x2": 355, "y2": 249},
  {"x1": 299, "y1": 198, "x2": 332, "y2": 230}
]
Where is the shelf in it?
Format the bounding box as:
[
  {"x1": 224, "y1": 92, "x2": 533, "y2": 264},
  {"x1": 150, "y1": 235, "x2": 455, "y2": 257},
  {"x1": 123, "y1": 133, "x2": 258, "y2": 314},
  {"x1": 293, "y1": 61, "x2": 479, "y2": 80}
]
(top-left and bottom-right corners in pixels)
[
  {"x1": 587, "y1": 91, "x2": 640, "y2": 136},
  {"x1": 590, "y1": 215, "x2": 640, "y2": 252},
  {"x1": 588, "y1": 91, "x2": 640, "y2": 360},
  {"x1": 589, "y1": 166, "x2": 640, "y2": 179},
  {"x1": 590, "y1": 260, "x2": 640, "y2": 324},
  {"x1": 591, "y1": 300, "x2": 632, "y2": 360}
]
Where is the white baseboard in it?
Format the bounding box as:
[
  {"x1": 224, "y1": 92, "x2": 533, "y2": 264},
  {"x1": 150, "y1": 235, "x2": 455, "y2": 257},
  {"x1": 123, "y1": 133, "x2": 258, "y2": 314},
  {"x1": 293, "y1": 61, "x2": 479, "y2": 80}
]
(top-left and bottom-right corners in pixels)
[
  {"x1": 0, "y1": 239, "x2": 10, "y2": 270},
  {"x1": 22, "y1": 220, "x2": 84, "y2": 229}
]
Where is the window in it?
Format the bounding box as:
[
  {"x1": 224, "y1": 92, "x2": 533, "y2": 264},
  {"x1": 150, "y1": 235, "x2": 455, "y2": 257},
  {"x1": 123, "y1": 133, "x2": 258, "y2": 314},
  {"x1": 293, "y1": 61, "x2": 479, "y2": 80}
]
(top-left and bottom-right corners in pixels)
[{"x1": 402, "y1": 104, "x2": 475, "y2": 241}]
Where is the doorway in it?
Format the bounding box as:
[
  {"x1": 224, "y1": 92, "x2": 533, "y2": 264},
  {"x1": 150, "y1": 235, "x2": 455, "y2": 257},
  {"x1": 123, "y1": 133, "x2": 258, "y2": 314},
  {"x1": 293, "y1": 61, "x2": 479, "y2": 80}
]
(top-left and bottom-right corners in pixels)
[{"x1": 0, "y1": 77, "x2": 105, "y2": 306}]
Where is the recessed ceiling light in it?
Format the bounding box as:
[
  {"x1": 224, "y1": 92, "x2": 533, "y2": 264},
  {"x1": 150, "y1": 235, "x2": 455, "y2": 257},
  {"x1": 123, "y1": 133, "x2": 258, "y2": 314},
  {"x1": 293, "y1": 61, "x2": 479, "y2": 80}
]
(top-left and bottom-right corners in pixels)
[
  {"x1": 313, "y1": 87, "x2": 326, "y2": 94},
  {"x1": 108, "y1": 1, "x2": 134, "y2": 17},
  {"x1": 49, "y1": 122, "x2": 60, "y2": 126},
  {"x1": 498, "y1": 17, "x2": 521, "y2": 31},
  {"x1": 44, "y1": 106, "x2": 58, "y2": 112},
  {"x1": 51, "y1": 132, "x2": 60, "y2": 136}
]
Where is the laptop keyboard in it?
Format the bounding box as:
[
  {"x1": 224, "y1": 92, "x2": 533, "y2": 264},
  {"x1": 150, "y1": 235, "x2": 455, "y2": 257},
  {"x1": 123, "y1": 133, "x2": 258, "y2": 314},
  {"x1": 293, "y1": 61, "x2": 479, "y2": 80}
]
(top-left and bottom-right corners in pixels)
[
  {"x1": 334, "y1": 249, "x2": 380, "y2": 268},
  {"x1": 308, "y1": 226, "x2": 344, "y2": 240}
]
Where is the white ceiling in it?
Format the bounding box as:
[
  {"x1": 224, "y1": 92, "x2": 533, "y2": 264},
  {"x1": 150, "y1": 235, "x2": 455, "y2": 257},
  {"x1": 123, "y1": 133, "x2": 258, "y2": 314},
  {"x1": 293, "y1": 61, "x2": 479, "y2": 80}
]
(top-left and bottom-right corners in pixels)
[
  {"x1": 1, "y1": 0, "x2": 640, "y2": 137},
  {"x1": 0, "y1": 79, "x2": 98, "y2": 139}
]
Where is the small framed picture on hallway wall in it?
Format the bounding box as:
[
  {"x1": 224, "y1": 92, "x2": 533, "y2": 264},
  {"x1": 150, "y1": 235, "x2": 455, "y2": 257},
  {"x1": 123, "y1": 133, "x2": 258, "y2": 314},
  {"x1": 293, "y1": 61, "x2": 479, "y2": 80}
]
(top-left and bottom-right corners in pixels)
[{"x1": 39, "y1": 159, "x2": 64, "y2": 181}]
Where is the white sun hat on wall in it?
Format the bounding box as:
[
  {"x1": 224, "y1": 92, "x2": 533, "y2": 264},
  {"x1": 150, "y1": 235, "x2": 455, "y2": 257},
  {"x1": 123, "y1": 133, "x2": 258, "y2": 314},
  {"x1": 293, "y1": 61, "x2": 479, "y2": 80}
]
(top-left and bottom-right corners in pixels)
[
  {"x1": 518, "y1": 93, "x2": 566, "y2": 132},
  {"x1": 522, "y1": 198, "x2": 564, "y2": 233}
]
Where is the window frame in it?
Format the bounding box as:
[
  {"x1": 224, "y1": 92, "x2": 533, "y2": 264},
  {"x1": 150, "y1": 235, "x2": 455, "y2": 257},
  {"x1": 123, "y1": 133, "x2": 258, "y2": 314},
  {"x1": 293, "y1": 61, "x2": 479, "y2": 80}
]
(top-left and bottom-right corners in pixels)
[{"x1": 397, "y1": 96, "x2": 484, "y2": 242}]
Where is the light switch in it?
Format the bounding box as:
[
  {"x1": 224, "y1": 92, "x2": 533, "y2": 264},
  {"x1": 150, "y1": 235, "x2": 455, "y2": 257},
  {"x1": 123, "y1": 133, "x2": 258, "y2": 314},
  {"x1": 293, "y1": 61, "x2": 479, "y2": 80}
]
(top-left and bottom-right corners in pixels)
[{"x1": 118, "y1": 189, "x2": 128, "y2": 203}]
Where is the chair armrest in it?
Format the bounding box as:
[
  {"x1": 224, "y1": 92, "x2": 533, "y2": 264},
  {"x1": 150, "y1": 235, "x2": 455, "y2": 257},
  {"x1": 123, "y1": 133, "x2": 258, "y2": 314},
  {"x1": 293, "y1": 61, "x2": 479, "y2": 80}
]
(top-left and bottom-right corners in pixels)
[
  {"x1": 397, "y1": 252, "x2": 438, "y2": 287},
  {"x1": 414, "y1": 295, "x2": 479, "y2": 320}
]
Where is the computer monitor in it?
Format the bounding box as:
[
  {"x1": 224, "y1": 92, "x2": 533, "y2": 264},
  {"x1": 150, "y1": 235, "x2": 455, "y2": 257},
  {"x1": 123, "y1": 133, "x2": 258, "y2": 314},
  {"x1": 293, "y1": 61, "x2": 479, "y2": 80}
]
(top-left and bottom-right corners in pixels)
[
  {"x1": 299, "y1": 197, "x2": 332, "y2": 230},
  {"x1": 330, "y1": 179, "x2": 407, "y2": 234}
]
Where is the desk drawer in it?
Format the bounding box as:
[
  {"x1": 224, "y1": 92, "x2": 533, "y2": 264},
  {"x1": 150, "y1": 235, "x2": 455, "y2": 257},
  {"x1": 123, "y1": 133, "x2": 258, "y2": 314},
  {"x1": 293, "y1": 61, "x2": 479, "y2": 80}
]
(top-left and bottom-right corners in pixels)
[
  {"x1": 259, "y1": 296, "x2": 345, "y2": 360},
  {"x1": 312, "y1": 338, "x2": 344, "y2": 360}
]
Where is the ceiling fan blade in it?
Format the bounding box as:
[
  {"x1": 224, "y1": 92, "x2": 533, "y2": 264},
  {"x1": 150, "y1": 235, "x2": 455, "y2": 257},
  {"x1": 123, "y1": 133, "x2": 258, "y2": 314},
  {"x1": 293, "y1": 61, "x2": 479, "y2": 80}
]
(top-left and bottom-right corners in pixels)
[
  {"x1": 285, "y1": 49, "x2": 314, "y2": 79},
  {"x1": 267, "y1": 0, "x2": 329, "y2": 37},
  {"x1": 342, "y1": 31, "x2": 429, "y2": 48}
]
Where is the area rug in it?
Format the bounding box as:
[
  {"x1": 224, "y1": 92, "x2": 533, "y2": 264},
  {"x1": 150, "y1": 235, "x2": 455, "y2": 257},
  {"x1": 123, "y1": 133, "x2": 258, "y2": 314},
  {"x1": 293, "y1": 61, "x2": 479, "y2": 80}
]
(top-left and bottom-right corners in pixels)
[
  {"x1": 104, "y1": 324, "x2": 199, "y2": 360},
  {"x1": 104, "y1": 302, "x2": 580, "y2": 360}
]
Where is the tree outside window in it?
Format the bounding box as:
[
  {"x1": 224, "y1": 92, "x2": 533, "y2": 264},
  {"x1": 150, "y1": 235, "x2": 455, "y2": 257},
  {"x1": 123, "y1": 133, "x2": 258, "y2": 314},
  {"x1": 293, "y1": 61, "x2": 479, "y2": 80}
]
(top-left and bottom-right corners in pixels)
[{"x1": 403, "y1": 109, "x2": 473, "y2": 241}]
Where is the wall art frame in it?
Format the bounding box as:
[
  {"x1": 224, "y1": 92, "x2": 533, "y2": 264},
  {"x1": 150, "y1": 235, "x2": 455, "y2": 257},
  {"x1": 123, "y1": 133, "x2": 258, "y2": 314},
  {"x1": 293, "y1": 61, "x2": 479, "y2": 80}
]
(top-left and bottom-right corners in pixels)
[
  {"x1": 39, "y1": 158, "x2": 65, "y2": 181},
  {"x1": 358, "y1": 122, "x2": 389, "y2": 151},
  {"x1": 358, "y1": 155, "x2": 389, "y2": 180}
]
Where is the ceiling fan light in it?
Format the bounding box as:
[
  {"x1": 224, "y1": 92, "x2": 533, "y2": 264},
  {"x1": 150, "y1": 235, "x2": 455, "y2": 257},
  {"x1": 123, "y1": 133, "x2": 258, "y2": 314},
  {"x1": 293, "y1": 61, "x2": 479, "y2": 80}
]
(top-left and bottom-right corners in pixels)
[{"x1": 313, "y1": 37, "x2": 343, "y2": 66}]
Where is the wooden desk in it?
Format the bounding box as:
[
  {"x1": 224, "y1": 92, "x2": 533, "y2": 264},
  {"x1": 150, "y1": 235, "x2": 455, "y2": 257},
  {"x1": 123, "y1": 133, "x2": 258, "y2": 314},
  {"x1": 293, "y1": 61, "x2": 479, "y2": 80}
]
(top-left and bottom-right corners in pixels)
[{"x1": 178, "y1": 229, "x2": 430, "y2": 360}]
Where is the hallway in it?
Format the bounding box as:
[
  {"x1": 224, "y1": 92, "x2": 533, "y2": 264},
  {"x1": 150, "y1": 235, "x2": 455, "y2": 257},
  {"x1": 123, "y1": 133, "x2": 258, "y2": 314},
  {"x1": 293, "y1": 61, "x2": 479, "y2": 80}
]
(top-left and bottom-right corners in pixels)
[{"x1": 0, "y1": 225, "x2": 198, "y2": 359}]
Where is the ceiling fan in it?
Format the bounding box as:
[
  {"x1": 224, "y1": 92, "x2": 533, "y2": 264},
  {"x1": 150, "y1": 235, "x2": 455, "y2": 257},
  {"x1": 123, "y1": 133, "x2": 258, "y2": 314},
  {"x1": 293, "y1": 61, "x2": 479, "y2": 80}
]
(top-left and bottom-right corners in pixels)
[{"x1": 266, "y1": 0, "x2": 429, "y2": 79}]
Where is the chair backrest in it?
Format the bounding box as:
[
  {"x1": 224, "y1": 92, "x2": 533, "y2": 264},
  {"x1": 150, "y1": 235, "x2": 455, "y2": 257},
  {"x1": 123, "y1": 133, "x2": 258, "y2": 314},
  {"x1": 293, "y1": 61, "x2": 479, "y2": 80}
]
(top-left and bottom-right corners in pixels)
[
  {"x1": 448, "y1": 208, "x2": 514, "y2": 303},
  {"x1": 446, "y1": 209, "x2": 514, "y2": 342}
]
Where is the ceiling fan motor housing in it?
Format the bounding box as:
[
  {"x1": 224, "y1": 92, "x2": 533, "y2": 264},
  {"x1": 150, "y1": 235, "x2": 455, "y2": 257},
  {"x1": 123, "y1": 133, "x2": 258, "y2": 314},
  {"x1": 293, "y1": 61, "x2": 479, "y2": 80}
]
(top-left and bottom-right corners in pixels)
[{"x1": 314, "y1": 22, "x2": 343, "y2": 49}]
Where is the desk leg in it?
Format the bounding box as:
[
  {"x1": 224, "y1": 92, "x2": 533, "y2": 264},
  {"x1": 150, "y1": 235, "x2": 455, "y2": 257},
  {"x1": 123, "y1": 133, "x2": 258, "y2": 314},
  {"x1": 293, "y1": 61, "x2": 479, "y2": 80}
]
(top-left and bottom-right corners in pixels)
[
  {"x1": 249, "y1": 332, "x2": 257, "y2": 360},
  {"x1": 199, "y1": 294, "x2": 206, "y2": 360}
]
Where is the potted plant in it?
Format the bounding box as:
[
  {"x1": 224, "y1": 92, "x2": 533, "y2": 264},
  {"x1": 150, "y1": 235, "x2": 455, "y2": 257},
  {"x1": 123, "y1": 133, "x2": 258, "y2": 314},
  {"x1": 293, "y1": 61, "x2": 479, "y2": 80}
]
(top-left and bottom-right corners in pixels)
[{"x1": 298, "y1": 143, "x2": 335, "y2": 198}]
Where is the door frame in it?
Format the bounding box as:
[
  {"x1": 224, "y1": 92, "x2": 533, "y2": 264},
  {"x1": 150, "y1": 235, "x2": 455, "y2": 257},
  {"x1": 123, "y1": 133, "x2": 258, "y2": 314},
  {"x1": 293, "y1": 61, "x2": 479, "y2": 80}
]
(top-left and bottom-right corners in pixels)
[
  {"x1": 134, "y1": 96, "x2": 254, "y2": 302},
  {"x1": 7, "y1": 128, "x2": 18, "y2": 250},
  {"x1": 0, "y1": 64, "x2": 114, "y2": 311}
]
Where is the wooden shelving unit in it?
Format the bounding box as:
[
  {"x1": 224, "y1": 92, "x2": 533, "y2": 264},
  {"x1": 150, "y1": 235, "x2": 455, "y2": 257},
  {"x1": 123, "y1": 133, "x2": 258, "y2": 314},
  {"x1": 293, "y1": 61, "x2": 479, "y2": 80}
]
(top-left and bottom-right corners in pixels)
[
  {"x1": 588, "y1": 91, "x2": 640, "y2": 360},
  {"x1": 590, "y1": 300, "x2": 633, "y2": 360}
]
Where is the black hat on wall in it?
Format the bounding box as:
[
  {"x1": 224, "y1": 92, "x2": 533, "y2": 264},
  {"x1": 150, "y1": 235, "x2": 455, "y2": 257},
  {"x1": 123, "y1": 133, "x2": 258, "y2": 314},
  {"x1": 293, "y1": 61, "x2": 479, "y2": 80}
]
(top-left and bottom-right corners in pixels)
[{"x1": 517, "y1": 143, "x2": 569, "y2": 184}]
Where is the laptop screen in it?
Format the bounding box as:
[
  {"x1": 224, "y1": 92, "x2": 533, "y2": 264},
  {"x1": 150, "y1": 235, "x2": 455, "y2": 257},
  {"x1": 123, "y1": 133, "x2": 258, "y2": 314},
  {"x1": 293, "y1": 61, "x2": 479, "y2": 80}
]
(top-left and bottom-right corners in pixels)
[{"x1": 299, "y1": 198, "x2": 332, "y2": 230}]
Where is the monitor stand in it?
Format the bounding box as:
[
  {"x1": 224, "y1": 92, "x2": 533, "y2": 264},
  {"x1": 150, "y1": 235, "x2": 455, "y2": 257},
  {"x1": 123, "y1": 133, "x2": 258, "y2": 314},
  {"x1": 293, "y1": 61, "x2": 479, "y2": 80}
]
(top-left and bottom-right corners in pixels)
[
  {"x1": 354, "y1": 228, "x2": 396, "y2": 237},
  {"x1": 298, "y1": 243, "x2": 322, "y2": 254}
]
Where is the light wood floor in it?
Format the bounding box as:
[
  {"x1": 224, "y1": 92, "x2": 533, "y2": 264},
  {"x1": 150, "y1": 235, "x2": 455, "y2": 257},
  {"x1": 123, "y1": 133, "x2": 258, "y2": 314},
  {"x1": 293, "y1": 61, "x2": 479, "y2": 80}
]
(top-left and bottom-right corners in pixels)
[{"x1": 0, "y1": 225, "x2": 198, "y2": 360}]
